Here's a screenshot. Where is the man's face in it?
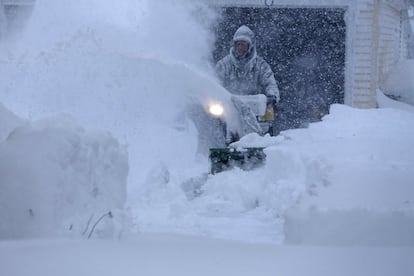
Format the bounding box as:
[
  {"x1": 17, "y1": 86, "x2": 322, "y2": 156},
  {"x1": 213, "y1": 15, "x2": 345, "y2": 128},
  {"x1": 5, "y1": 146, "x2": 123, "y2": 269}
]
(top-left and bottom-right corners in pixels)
[{"x1": 234, "y1": 40, "x2": 249, "y2": 57}]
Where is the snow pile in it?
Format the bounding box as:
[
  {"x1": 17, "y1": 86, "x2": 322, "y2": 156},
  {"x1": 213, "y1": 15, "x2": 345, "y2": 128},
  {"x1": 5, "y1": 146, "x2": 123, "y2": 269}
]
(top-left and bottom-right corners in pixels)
[
  {"x1": 277, "y1": 104, "x2": 414, "y2": 246},
  {"x1": 0, "y1": 104, "x2": 128, "y2": 239},
  {"x1": 383, "y1": 59, "x2": 414, "y2": 106},
  {"x1": 377, "y1": 89, "x2": 414, "y2": 112}
]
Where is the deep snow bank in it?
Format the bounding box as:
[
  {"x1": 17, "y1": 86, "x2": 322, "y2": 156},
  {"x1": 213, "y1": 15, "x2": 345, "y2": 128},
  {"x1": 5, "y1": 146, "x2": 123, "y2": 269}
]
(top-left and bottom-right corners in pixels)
[
  {"x1": 377, "y1": 89, "x2": 414, "y2": 112},
  {"x1": 0, "y1": 104, "x2": 128, "y2": 239},
  {"x1": 383, "y1": 60, "x2": 414, "y2": 106},
  {"x1": 275, "y1": 104, "x2": 414, "y2": 246}
]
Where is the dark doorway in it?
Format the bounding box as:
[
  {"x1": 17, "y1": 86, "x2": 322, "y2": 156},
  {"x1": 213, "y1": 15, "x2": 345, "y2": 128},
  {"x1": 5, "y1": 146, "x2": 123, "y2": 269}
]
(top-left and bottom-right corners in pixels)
[{"x1": 212, "y1": 7, "x2": 346, "y2": 134}]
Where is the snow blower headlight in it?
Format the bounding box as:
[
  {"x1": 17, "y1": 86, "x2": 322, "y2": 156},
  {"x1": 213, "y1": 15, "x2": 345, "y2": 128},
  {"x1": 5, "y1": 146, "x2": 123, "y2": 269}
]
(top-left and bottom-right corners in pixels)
[{"x1": 208, "y1": 103, "x2": 224, "y2": 117}]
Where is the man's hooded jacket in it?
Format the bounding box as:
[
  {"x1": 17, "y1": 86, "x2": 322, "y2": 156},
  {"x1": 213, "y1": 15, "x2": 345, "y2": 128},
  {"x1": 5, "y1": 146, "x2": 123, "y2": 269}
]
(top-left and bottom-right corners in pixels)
[{"x1": 215, "y1": 25, "x2": 280, "y2": 102}]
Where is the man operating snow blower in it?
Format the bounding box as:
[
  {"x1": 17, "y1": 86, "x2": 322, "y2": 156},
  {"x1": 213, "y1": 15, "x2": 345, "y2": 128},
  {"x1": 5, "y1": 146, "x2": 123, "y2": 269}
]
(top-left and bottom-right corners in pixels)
[
  {"x1": 209, "y1": 25, "x2": 280, "y2": 173},
  {"x1": 216, "y1": 25, "x2": 280, "y2": 139}
]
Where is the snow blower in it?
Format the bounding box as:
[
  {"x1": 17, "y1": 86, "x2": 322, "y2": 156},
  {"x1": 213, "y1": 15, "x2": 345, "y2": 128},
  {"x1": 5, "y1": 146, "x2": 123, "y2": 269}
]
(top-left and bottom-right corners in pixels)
[{"x1": 207, "y1": 94, "x2": 274, "y2": 174}]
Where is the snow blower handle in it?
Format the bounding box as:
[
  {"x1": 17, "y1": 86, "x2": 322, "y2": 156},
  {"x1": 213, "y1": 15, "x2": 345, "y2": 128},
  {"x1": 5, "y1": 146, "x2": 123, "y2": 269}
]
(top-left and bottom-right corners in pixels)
[{"x1": 266, "y1": 95, "x2": 278, "y2": 105}]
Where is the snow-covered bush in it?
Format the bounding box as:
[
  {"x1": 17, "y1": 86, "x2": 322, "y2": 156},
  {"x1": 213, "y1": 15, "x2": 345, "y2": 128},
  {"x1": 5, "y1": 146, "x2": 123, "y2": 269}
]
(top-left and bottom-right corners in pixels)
[{"x1": 0, "y1": 103, "x2": 129, "y2": 239}]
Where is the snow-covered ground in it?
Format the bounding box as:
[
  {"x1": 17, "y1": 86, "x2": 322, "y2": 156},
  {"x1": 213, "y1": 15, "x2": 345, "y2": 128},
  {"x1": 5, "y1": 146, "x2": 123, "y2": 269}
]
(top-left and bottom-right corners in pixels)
[
  {"x1": 1, "y1": 0, "x2": 414, "y2": 275},
  {"x1": 1, "y1": 234, "x2": 414, "y2": 276}
]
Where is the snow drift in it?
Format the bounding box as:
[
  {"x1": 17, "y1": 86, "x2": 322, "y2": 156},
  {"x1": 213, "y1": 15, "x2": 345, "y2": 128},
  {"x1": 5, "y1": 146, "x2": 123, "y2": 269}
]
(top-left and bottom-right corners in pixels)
[
  {"x1": 0, "y1": 104, "x2": 128, "y2": 239},
  {"x1": 383, "y1": 60, "x2": 414, "y2": 106},
  {"x1": 279, "y1": 104, "x2": 414, "y2": 246}
]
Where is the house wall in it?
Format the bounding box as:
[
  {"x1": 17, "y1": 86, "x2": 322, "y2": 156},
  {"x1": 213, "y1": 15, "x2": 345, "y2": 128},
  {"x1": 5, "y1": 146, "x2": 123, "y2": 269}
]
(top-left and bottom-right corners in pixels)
[
  {"x1": 378, "y1": 1, "x2": 404, "y2": 88},
  {"x1": 204, "y1": 0, "x2": 354, "y2": 8},
  {"x1": 351, "y1": 0, "x2": 404, "y2": 108},
  {"x1": 351, "y1": 0, "x2": 379, "y2": 108},
  {"x1": 401, "y1": 8, "x2": 412, "y2": 58}
]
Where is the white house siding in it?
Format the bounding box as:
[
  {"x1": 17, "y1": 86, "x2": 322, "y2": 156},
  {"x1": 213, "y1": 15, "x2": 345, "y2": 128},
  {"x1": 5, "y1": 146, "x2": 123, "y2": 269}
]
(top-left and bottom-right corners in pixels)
[
  {"x1": 401, "y1": 8, "x2": 412, "y2": 58},
  {"x1": 378, "y1": 1, "x2": 403, "y2": 84},
  {"x1": 351, "y1": 0, "x2": 404, "y2": 108},
  {"x1": 351, "y1": 0, "x2": 380, "y2": 108}
]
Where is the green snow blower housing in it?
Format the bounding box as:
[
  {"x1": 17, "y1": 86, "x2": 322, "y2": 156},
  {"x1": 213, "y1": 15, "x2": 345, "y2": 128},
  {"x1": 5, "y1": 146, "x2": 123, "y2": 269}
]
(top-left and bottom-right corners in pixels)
[
  {"x1": 205, "y1": 94, "x2": 273, "y2": 174},
  {"x1": 209, "y1": 147, "x2": 266, "y2": 174}
]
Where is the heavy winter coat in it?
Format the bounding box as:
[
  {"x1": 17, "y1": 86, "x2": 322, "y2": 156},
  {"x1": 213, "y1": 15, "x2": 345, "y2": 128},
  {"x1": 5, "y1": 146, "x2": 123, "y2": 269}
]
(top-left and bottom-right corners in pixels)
[{"x1": 215, "y1": 26, "x2": 280, "y2": 101}]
